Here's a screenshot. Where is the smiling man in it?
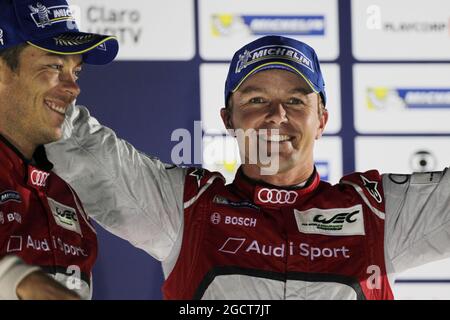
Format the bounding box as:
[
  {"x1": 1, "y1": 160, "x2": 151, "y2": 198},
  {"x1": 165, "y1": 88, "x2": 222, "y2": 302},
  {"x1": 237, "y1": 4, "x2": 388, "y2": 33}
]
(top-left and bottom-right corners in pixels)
[
  {"x1": 222, "y1": 68, "x2": 328, "y2": 185},
  {"x1": 0, "y1": 0, "x2": 118, "y2": 299},
  {"x1": 46, "y1": 35, "x2": 450, "y2": 299}
]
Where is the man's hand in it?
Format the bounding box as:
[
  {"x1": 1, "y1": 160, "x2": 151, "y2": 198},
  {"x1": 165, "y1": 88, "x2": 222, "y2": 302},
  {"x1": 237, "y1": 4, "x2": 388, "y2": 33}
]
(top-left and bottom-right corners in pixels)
[{"x1": 16, "y1": 271, "x2": 80, "y2": 300}]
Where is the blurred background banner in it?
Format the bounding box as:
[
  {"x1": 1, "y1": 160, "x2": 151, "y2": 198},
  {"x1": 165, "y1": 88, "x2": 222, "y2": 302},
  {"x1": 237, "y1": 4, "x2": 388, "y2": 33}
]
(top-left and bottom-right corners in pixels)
[{"x1": 71, "y1": 0, "x2": 450, "y2": 299}]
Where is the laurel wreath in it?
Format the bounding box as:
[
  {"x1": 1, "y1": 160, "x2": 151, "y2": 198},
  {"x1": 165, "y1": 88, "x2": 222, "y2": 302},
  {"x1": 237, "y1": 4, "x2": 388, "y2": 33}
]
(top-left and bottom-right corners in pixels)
[{"x1": 53, "y1": 34, "x2": 97, "y2": 46}]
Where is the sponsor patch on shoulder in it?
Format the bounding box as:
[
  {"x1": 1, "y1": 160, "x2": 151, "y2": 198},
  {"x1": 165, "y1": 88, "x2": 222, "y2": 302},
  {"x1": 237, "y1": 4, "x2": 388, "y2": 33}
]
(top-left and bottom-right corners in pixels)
[
  {"x1": 0, "y1": 190, "x2": 22, "y2": 204},
  {"x1": 294, "y1": 205, "x2": 365, "y2": 236},
  {"x1": 360, "y1": 175, "x2": 382, "y2": 203},
  {"x1": 411, "y1": 171, "x2": 442, "y2": 185},
  {"x1": 189, "y1": 168, "x2": 205, "y2": 188}
]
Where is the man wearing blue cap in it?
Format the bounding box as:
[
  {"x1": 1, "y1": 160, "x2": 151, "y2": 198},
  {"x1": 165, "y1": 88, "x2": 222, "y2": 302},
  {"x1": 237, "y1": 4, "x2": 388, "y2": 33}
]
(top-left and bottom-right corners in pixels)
[
  {"x1": 0, "y1": 0, "x2": 118, "y2": 299},
  {"x1": 47, "y1": 35, "x2": 450, "y2": 299}
]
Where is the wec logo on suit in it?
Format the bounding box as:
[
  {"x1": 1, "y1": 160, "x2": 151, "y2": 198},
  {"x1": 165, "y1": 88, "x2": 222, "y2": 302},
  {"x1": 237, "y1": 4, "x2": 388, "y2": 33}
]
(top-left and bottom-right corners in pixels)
[{"x1": 294, "y1": 205, "x2": 365, "y2": 236}]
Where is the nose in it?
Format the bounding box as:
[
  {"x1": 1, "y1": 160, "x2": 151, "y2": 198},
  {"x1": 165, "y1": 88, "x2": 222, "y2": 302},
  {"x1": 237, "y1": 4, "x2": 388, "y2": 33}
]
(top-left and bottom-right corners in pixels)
[
  {"x1": 266, "y1": 102, "x2": 288, "y2": 125},
  {"x1": 60, "y1": 71, "x2": 81, "y2": 98}
]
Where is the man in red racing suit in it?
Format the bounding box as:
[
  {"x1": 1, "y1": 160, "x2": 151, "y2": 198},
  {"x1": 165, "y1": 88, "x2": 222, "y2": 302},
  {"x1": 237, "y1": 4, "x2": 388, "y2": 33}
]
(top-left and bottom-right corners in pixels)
[
  {"x1": 0, "y1": 0, "x2": 118, "y2": 299},
  {"x1": 46, "y1": 36, "x2": 450, "y2": 299},
  {"x1": 0, "y1": 137, "x2": 97, "y2": 299}
]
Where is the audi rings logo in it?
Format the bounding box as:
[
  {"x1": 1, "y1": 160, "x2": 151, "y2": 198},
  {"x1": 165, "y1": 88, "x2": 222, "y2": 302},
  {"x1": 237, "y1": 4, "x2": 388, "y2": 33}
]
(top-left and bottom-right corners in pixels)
[
  {"x1": 210, "y1": 212, "x2": 221, "y2": 225},
  {"x1": 30, "y1": 170, "x2": 49, "y2": 187},
  {"x1": 257, "y1": 188, "x2": 298, "y2": 204}
]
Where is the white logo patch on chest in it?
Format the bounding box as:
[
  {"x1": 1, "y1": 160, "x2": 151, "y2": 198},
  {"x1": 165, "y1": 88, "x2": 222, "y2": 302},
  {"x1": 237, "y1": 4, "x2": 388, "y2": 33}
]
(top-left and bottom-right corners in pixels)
[
  {"x1": 47, "y1": 198, "x2": 82, "y2": 236},
  {"x1": 294, "y1": 205, "x2": 365, "y2": 236}
]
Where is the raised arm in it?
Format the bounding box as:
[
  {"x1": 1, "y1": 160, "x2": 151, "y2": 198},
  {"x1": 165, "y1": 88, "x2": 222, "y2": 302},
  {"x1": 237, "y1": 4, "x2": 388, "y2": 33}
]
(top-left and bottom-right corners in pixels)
[
  {"x1": 383, "y1": 169, "x2": 450, "y2": 274},
  {"x1": 45, "y1": 105, "x2": 188, "y2": 261}
]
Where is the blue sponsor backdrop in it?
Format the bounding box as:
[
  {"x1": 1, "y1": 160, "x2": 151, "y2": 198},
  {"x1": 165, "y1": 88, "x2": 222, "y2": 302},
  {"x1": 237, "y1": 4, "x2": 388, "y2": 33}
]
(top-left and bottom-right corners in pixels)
[{"x1": 240, "y1": 15, "x2": 326, "y2": 36}]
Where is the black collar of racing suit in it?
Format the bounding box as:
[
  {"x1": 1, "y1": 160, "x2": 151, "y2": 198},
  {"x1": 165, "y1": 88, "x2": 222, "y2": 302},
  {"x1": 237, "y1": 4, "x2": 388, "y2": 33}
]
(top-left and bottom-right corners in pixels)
[
  {"x1": 238, "y1": 166, "x2": 319, "y2": 190},
  {"x1": 0, "y1": 134, "x2": 53, "y2": 188},
  {"x1": 0, "y1": 134, "x2": 53, "y2": 171},
  {"x1": 232, "y1": 166, "x2": 321, "y2": 207}
]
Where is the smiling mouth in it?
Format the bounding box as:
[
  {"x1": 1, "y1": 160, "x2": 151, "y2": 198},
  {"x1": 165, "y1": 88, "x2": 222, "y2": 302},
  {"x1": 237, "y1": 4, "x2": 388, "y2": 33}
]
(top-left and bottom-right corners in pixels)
[
  {"x1": 44, "y1": 99, "x2": 66, "y2": 116},
  {"x1": 259, "y1": 134, "x2": 293, "y2": 142}
]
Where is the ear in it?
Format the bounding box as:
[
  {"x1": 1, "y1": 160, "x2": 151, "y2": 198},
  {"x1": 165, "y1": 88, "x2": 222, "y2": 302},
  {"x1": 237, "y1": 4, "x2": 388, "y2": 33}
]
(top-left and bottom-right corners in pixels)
[
  {"x1": 220, "y1": 107, "x2": 234, "y2": 129},
  {"x1": 315, "y1": 109, "x2": 328, "y2": 140},
  {"x1": 220, "y1": 107, "x2": 236, "y2": 137}
]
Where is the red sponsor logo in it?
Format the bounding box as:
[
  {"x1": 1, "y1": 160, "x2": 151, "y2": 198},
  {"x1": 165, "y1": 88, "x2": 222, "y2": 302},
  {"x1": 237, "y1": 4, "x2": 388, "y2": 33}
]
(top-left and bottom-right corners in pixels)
[
  {"x1": 210, "y1": 212, "x2": 221, "y2": 225},
  {"x1": 30, "y1": 169, "x2": 49, "y2": 187},
  {"x1": 257, "y1": 188, "x2": 298, "y2": 205}
]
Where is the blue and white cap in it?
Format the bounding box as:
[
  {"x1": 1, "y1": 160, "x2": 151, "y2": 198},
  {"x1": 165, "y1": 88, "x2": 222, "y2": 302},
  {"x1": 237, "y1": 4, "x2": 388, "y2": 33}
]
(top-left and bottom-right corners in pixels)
[
  {"x1": 225, "y1": 35, "x2": 326, "y2": 105},
  {"x1": 0, "y1": 0, "x2": 118, "y2": 65}
]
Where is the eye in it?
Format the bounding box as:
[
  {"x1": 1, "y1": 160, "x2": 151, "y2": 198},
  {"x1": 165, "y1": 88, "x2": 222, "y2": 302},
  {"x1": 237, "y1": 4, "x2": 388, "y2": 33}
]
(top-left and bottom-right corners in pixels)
[
  {"x1": 73, "y1": 68, "x2": 82, "y2": 79},
  {"x1": 48, "y1": 64, "x2": 63, "y2": 71},
  {"x1": 248, "y1": 97, "x2": 267, "y2": 104},
  {"x1": 286, "y1": 97, "x2": 304, "y2": 105}
]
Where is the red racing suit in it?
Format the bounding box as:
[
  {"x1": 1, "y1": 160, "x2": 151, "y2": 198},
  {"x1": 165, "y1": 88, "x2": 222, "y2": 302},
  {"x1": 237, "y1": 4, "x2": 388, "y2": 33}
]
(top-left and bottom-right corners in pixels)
[
  {"x1": 162, "y1": 168, "x2": 392, "y2": 299},
  {"x1": 0, "y1": 135, "x2": 97, "y2": 299},
  {"x1": 45, "y1": 105, "x2": 450, "y2": 299}
]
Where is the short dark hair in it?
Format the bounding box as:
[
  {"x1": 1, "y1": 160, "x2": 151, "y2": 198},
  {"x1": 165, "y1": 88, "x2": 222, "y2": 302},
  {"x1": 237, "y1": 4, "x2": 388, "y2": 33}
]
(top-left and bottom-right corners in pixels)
[{"x1": 0, "y1": 43, "x2": 28, "y2": 71}]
